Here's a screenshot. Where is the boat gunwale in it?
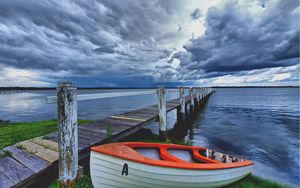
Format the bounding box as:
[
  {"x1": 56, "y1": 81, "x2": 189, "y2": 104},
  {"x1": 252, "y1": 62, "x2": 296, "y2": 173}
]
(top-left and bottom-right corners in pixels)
[{"x1": 91, "y1": 142, "x2": 254, "y2": 170}]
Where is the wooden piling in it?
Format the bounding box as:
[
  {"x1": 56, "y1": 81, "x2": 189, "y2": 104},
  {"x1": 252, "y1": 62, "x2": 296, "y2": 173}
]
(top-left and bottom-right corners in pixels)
[
  {"x1": 196, "y1": 88, "x2": 200, "y2": 109},
  {"x1": 57, "y1": 82, "x2": 78, "y2": 188},
  {"x1": 177, "y1": 87, "x2": 185, "y2": 121},
  {"x1": 157, "y1": 87, "x2": 167, "y2": 140},
  {"x1": 189, "y1": 87, "x2": 194, "y2": 114}
]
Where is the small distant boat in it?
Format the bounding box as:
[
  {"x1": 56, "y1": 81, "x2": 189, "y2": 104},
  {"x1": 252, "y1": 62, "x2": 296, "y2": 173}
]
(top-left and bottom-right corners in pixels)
[{"x1": 90, "y1": 142, "x2": 254, "y2": 188}]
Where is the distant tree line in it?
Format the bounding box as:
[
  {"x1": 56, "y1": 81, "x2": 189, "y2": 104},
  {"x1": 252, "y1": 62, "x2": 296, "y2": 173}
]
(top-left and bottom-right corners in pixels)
[{"x1": 0, "y1": 86, "x2": 298, "y2": 91}]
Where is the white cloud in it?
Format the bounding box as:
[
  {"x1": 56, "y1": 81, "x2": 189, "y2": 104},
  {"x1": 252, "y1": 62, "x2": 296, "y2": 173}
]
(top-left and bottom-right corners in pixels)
[
  {"x1": 0, "y1": 0, "x2": 298, "y2": 87},
  {"x1": 271, "y1": 73, "x2": 291, "y2": 81},
  {"x1": 0, "y1": 67, "x2": 51, "y2": 87}
]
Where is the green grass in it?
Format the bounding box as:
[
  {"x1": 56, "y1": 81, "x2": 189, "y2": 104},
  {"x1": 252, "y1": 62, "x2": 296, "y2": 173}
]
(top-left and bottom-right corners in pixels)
[
  {"x1": 1, "y1": 120, "x2": 290, "y2": 188},
  {"x1": 49, "y1": 174, "x2": 290, "y2": 188},
  {"x1": 49, "y1": 175, "x2": 93, "y2": 188},
  {"x1": 0, "y1": 119, "x2": 94, "y2": 149},
  {"x1": 224, "y1": 174, "x2": 290, "y2": 188},
  {"x1": 48, "y1": 137, "x2": 290, "y2": 188}
]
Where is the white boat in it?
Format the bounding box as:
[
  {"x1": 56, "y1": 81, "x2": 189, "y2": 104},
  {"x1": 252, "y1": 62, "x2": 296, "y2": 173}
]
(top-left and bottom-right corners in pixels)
[{"x1": 90, "y1": 142, "x2": 254, "y2": 188}]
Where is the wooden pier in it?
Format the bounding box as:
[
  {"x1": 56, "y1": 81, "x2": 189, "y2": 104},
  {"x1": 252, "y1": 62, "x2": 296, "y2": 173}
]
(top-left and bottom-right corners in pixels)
[{"x1": 0, "y1": 84, "x2": 214, "y2": 188}]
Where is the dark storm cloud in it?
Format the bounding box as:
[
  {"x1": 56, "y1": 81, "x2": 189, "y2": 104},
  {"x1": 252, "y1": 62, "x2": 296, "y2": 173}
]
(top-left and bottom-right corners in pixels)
[
  {"x1": 1, "y1": 0, "x2": 299, "y2": 86},
  {"x1": 174, "y1": 0, "x2": 300, "y2": 79},
  {"x1": 0, "y1": 0, "x2": 184, "y2": 86},
  {"x1": 190, "y1": 8, "x2": 202, "y2": 20}
]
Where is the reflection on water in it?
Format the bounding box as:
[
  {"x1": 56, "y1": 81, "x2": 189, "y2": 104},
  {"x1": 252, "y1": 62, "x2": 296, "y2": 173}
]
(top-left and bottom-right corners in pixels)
[
  {"x1": 128, "y1": 88, "x2": 300, "y2": 187},
  {"x1": 0, "y1": 88, "x2": 299, "y2": 186},
  {"x1": 0, "y1": 89, "x2": 180, "y2": 122},
  {"x1": 188, "y1": 88, "x2": 299, "y2": 187}
]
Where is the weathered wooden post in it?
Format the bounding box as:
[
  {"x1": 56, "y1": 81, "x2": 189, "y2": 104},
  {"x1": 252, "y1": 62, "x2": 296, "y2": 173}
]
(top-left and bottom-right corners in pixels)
[
  {"x1": 157, "y1": 86, "x2": 167, "y2": 140},
  {"x1": 194, "y1": 88, "x2": 197, "y2": 111},
  {"x1": 196, "y1": 87, "x2": 200, "y2": 109},
  {"x1": 189, "y1": 87, "x2": 194, "y2": 114},
  {"x1": 57, "y1": 82, "x2": 78, "y2": 188},
  {"x1": 177, "y1": 87, "x2": 185, "y2": 122}
]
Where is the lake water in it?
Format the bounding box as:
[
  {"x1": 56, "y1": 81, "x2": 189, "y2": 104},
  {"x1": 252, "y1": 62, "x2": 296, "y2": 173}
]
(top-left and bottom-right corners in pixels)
[{"x1": 0, "y1": 88, "x2": 299, "y2": 186}]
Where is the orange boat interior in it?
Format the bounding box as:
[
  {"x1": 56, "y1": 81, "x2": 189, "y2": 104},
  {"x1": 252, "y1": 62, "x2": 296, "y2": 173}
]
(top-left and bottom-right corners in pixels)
[{"x1": 91, "y1": 142, "x2": 254, "y2": 170}]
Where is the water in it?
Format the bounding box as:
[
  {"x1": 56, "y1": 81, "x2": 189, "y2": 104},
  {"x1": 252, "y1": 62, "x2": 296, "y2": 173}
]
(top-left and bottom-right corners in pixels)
[
  {"x1": 0, "y1": 88, "x2": 299, "y2": 186},
  {"x1": 0, "y1": 89, "x2": 178, "y2": 122},
  {"x1": 186, "y1": 88, "x2": 300, "y2": 187}
]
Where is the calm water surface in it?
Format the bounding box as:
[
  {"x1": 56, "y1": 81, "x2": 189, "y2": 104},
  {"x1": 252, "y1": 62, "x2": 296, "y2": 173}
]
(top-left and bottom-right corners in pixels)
[
  {"x1": 184, "y1": 88, "x2": 299, "y2": 187},
  {"x1": 0, "y1": 88, "x2": 299, "y2": 186}
]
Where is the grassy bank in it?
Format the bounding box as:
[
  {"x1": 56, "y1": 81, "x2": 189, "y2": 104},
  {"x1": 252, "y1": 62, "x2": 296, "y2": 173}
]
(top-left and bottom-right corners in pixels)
[
  {"x1": 0, "y1": 120, "x2": 290, "y2": 188},
  {"x1": 49, "y1": 138, "x2": 290, "y2": 188},
  {"x1": 225, "y1": 175, "x2": 290, "y2": 188},
  {"x1": 49, "y1": 174, "x2": 290, "y2": 188},
  {"x1": 0, "y1": 119, "x2": 94, "y2": 149}
]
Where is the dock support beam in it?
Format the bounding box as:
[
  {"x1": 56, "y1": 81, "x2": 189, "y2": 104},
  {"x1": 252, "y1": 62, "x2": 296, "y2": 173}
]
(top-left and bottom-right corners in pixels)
[
  {"x1": 198, "y1": 88, "x2": 202, "y2": 108},
  {"x1": 57, "y1": 82, "x2": 78, "y2": 188},
  {"x1": 189, "y1": 87, "x2": 194, "y2": 114},
  {"x1": 177, "y1": 87, "x2": 185, "y2": 122},
  {"x1": 157, "y1": 87, "x2": 167, "y2": 140},
  {"x1": 195, "y1": 88, "x2": 199, "y2": 111}
]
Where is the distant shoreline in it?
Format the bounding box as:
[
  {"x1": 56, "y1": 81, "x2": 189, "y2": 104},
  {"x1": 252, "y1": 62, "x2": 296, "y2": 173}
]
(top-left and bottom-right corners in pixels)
[{"x1": 0, "y1": 86, "x2": 299, "y2": 91}]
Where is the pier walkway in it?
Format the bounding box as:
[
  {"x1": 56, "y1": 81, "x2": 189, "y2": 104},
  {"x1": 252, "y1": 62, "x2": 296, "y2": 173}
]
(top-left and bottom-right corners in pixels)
[{"x1": 0, "y1": 86, "x2": 214, "y2": 188}]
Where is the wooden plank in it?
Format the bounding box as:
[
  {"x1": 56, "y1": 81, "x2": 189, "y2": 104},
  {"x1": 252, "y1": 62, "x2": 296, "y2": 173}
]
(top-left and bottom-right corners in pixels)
[
  {"x1": 110, "y1": 125, "x2": 136, "y2": 135},
  {"x1": 18, "y1": 141, "x2": 58, "y2": 163},
  {"x1": 78, "y1": 141, "x2": 90, "y2": 152},
  {"x1": 78, "y1": 137, "x2": 99, "y2": 152},
  {"x1": 123, "y1": 107, "x2": 158, "y2": 114},
  {"x1": 125, "y1": 108, "x2": 159, "y2": 115},
  {"x1": 80, "y1": 121, "x2": 130, "y2": 136},
  {"x1": 0, "y1": 170, "x2": 14, "y2": 188},
  {"x1": 167, "y1": 103, "x2": 179, "y2": 108},
  {"x1": 78, "y1": 127, "x2": 108, "y2": 137},
  {"x1": 5, "y1": 145, "x2": 50, "y2": 173},
  {"x1": 142, "y1": 106, "x2": 159, "y2": 110},
  {"x1": 126, "y1": 109, "x2": 159, "y2": 116},
  {"x1": 168, "y1": 99, "x2": 180, "y2": 103},
  {"x1": 30, "y1": 137, "x2": 58, "y2": 152},
  {"x1": 44, "y1": 133, "x2": 58, "y2": 143},
  {"x1": 87, "y1": 119, "x2": 136, "y2": 136},
  {"x1": 79, "y1": 125, "x2": 108, "y2": 134},
  {"x1": 110, "y1": 115, "x2": 146, "y2": 122},
  {"x1": 102, "y1": 118, "x2": 138, "y2": 128},
  {"x1": 77, "y1": 132, "x2": 103, "y2": 144},
  {"x1": 85, "y1": 119, "x2": 134, "y2": 130},
  {"x1": 167, "y1": 100, "x2": 180, "y2": 104},
  {"x1": 78, "y1": 136, "x2": 98, "y2": 145},
  {"x1": 146, "y1": 104, "x2": 158, "y2": 109},
  {"x1": 0, "y1": 156, "x2": 34, "y2": 185}
]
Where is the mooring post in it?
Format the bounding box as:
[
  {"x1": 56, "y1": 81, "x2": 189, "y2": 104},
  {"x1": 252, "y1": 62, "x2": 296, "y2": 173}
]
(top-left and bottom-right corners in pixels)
[
  {"x1": 194, "y1": 88, "x2": 199, "y2": 111},
  {"x1": 57, "y1": 82, "x2": 78, "y2": 188},
  {"x1": 196, "y1": 87, "x2": 201, "y2": 109},
  {"x1": 157, "y1": 86, "x2": 167, "y2": 140},
  {"x1": 177, "y1": 87, "x2": 185, "y2": 122},
  {"x1": 189, "y1": 87, "x2": 194, "y2": 114}
]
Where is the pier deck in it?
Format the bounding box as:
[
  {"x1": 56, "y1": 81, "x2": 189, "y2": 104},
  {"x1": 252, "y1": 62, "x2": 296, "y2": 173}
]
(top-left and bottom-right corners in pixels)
[{"x1": 0, "y1": 93, "x2": 213, "y2": 188}]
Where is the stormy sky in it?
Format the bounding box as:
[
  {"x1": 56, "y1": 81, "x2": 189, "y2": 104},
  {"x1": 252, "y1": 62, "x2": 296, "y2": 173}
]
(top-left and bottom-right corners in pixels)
[{"x1": 0, "y1": 0, "x2": 299, "y2": 87}]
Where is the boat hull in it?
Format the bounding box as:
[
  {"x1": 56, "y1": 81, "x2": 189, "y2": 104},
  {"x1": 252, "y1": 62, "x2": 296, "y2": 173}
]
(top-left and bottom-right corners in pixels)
[{"x1": 90, "y1": 151, "x2": 252, "y2": 188}]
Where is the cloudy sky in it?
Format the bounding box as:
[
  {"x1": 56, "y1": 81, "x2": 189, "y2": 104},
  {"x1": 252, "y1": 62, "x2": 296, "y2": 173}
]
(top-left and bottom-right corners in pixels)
[{"x1": 0, "y1": 0, "x2": 299, "y2": 87}]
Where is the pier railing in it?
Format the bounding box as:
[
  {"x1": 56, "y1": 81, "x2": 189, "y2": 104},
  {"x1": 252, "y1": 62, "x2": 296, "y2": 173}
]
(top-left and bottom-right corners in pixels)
[{"x1": 47, "y1": 82, "x2": 214, "y2": 187}]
